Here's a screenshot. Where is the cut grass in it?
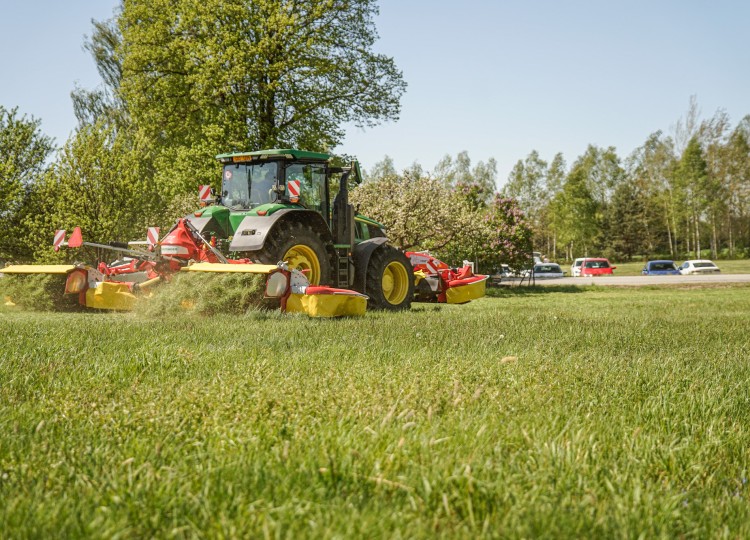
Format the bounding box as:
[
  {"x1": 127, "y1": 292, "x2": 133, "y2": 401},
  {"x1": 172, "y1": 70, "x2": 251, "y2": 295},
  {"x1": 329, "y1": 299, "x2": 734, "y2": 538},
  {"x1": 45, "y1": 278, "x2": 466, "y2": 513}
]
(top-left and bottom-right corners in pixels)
[
  {"x1": 0, "y1": 274, "x2": 80, "y2": 311},
  {"x1": 134, "y1": 271, "x2": 268, "y2": 317},
  {"x1": 1, "y1": 284, "x2": 750, "y2": 538}
]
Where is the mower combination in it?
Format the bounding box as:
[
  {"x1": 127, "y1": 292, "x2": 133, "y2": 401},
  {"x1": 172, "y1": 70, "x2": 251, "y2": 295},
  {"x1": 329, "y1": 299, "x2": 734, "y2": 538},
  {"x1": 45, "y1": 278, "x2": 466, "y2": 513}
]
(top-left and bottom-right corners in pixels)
[{"x1": 2, "y1": 149, "x2": 487, "y2": 316}]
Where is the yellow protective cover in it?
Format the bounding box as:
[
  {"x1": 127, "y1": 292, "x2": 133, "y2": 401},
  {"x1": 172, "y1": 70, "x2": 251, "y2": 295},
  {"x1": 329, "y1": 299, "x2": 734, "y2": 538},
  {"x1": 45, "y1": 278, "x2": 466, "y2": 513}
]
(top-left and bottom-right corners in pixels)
[
  {"x1": 84, "y1": 281, "x2": 137, "y2": 310},
  {"x1": 1, "y1": 264, "x2": 76, "y2": 274},
  {"x1": 180, "y1": 263, "x2": 277, "y2": 274},
  {"x1": 286, "y1": 292, "x2": 367, "y2": 317},
  {"x1": 445, "y1": 276, "x2": 488, "y2": 304}
]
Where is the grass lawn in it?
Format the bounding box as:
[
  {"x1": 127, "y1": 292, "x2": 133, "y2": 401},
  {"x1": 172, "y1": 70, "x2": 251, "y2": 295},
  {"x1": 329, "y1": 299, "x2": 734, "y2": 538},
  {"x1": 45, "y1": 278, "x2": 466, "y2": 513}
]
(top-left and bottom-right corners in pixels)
[{"x1": 2, "y1": 284, "x2": 750, "y2": 538}]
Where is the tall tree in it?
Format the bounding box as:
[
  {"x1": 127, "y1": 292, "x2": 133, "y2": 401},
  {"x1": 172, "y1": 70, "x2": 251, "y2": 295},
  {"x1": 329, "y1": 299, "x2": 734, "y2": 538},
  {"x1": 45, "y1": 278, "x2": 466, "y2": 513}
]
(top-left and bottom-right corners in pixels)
[
  {"x1": 0, "y1": 107, "x2": 55, "y2": 261},
  {"x1": 625, "y1": 131, "x2": 676, "y2": 256},
  {"x1": 723, "y1": 121, "x2": 750, "y2": 255},
  {"x1": 117, "y1": 0, "x2": 406, "y2": 193},
  {"x1": 549, "y1": 166, "x2": 599, "y2": 260},
  {"x1": 570, "y1": 145, "x2": 624, "y2": 207},
  {"x1": 502, "y1": 150, "x2": 548, "y2": 231},
  {"x1": 675, "y1": 137, "x2": 710, "y2": 258},
  {"x1": 432, "y1": 151, "x2": 497, "y2": 206},
  {"x1": 23, "y1": 121, "x2": 165, "y2": 263},
  {"x1": 538, "y1": 152, "x2": 566, "y2": 258},
  {"x1": 605, "y1": 177, "x2": 651, "y2": 260},
  {"x1": 71, "y1": 16, "x2": 125, "y2": 126}
]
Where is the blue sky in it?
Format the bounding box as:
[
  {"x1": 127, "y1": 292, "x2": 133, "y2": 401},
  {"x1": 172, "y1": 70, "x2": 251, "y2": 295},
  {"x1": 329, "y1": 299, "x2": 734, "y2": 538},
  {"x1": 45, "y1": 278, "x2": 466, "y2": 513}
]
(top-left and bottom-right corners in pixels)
[{"x1": 1, "y1": 1, "x2": 748, "y2": 187}]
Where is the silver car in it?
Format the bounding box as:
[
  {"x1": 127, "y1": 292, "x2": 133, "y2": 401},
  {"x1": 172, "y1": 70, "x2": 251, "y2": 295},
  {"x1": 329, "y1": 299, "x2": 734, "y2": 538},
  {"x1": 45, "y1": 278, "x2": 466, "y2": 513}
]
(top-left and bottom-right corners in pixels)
[
  {"x1": 533, "y1": 263, "x2": 564, "y2": 279},
  {"x1": 678, "y1": 260, "x2": 720, "y2": 275}
]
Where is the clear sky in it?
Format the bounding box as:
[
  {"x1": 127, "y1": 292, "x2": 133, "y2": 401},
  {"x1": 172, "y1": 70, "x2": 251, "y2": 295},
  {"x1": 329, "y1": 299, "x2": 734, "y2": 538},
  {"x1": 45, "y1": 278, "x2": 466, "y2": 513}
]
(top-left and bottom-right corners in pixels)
[{"x1": 1, "y1": 1, "x2": 748, "y2": 187}]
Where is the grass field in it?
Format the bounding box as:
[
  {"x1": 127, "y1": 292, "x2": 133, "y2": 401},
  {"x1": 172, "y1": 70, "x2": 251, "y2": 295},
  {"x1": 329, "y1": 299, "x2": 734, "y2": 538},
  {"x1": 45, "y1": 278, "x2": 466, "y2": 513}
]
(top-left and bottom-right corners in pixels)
[{"x1": 2, "y1": 284, "x2": 750, "y2": 538}]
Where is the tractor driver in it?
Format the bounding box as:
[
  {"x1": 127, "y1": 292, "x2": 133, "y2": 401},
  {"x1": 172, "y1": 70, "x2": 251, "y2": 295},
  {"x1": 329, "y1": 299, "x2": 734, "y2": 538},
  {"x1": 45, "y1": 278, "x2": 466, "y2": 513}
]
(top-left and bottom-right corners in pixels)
[{"x1": 251, "y1": 165, "x2": 276, "y2": 205}]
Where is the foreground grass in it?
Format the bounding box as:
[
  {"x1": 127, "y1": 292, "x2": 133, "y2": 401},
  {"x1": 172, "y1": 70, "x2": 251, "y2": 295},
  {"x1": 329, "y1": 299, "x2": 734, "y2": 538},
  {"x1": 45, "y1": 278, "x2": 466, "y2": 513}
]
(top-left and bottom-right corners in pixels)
[{"x1": 1, "y1": 285, "x2": 750, "y2": 538}]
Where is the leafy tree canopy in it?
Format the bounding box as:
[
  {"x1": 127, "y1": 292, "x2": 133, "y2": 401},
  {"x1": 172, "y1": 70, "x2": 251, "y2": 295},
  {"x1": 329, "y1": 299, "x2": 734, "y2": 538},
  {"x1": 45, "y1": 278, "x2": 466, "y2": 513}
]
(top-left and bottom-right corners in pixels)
[
  {"x1": 0, "y1": 106, "x2": 55, "y2": 260},
  {"x1": 115, "y1": 0, "x2": 405, "y2": 192}
]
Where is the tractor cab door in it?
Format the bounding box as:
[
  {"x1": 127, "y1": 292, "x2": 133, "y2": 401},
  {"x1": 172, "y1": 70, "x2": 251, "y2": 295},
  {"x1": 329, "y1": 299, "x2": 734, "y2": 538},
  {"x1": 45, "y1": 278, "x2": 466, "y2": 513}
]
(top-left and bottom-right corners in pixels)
[{"x1": 284, "y1": 162, "x2": 328, "y2": 219}]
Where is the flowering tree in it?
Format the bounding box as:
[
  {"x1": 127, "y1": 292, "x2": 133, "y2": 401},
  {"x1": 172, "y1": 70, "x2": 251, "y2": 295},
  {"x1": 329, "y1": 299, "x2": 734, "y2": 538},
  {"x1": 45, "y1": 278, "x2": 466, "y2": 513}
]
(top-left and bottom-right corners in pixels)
[
  {"x1": 352, "y1": 171, "x2": 532, "y2": 270},
  {"x1": 477, "y1": 196, "x2": 534, "y2": 271}
]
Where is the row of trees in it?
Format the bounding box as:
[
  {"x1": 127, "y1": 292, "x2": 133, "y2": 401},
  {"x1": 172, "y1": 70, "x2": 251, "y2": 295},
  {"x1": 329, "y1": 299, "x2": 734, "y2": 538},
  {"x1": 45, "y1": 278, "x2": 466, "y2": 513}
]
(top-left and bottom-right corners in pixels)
[{"x1": 503, "y1": 99, "x2": 750, "y2": 261}]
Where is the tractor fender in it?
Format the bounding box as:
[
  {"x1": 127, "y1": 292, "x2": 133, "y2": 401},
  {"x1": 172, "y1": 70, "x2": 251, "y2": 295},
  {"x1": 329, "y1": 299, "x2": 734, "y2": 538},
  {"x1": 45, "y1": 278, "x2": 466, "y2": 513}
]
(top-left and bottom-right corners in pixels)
[
  {"x1": 229, "y1": 209, "x2": 332, "y2": 252},
  {"x1": 352, "y1": 238, "x2": 389, "y2": 292},
  {"x1": 186, "y1": 215, "x2": 228, "y2": 240}
]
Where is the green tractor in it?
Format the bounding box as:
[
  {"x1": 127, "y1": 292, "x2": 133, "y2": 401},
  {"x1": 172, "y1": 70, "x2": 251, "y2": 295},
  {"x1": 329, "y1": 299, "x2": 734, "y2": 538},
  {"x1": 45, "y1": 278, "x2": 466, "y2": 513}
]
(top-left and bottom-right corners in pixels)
[{"x1": 185, "y1": 148, "x2": 414, "y2": 310}]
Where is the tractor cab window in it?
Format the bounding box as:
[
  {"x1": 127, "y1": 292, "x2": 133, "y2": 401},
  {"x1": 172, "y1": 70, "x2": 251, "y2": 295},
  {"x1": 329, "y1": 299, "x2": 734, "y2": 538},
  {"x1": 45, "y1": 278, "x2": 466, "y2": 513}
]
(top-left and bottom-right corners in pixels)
[
  {"x1": 285, "y1": 163, "x2": 327, "y2": 214},
  {"x1": 221, "y1": 162, "x2": 278, "y2": 209}
]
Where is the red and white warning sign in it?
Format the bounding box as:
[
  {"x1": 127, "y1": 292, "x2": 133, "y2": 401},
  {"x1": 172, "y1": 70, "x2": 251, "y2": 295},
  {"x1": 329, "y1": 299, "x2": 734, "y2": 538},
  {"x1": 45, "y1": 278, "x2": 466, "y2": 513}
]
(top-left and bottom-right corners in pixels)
[
  {"x1": 199, "y1": 185, "x2": 212, "y2": 201},
  {"x1": 147, "y1": 227, "x2": 160, "y2": 248},
  {"x1": 67, "y1": 227, "x2": 83, "y2": 248},
  {"x1": 288, "y1": 179, "x2": 301, "y2": 202},
  {"x1": 53, "y1": 230, "x2": 66, "y2": 251}
]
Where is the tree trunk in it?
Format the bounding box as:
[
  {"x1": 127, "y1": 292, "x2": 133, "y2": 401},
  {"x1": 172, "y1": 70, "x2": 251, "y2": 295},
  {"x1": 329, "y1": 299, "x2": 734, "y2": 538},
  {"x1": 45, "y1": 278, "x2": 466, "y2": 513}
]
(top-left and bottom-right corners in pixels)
[
  {"x1": 553, "y1": 234, "x2": 557, "y2": 261},
  {"x1": 711, "y1": 214, "x2": 718, "y2": 259},
  {"x1": 728, "y1": 213, "x2": 734, "y2": 258}
]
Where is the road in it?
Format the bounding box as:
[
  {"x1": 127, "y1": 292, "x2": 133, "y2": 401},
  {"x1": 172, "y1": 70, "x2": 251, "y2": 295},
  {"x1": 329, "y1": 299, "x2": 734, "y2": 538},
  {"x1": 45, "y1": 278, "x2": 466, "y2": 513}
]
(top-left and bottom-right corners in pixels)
[{"x1": 498, "y1": 274, "x2": 750, "y2": 287}]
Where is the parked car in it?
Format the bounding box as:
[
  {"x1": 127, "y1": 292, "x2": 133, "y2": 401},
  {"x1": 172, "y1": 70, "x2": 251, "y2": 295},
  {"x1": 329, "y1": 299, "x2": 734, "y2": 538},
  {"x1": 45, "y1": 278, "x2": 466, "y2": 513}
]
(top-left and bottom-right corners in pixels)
[
  {"x1": 580, "y1": 258, "x2": 616, "y2": 276},
  {"x1": 489, "y1": 264, "x2": 515, "y2": 285},
  {"x1": 678, "y1": 260, "x2": 720, "y2": 275},
  {"x1": 571, "y1": 258, "x2": 585, "y2": 277},
  {"x1": 532, "y1": 263, "x2": 564, "y2": 279},
  {"x1": 642, "y1": 260, "x2": 679, "y2": 276}
]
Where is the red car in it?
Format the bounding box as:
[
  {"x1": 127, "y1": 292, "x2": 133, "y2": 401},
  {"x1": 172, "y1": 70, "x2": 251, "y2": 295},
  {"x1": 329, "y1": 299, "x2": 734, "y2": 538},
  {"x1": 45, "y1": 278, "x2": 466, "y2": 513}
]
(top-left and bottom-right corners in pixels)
[{"x1": 580, "y1": 258, "x2": 616, "y2": 276}]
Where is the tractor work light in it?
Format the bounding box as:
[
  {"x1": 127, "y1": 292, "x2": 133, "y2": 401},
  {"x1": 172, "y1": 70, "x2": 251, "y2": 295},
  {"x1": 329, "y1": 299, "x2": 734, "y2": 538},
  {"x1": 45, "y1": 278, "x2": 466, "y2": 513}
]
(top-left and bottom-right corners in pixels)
[{"x1": 265, "y1": 271, "x2": 289, "y2": 298}]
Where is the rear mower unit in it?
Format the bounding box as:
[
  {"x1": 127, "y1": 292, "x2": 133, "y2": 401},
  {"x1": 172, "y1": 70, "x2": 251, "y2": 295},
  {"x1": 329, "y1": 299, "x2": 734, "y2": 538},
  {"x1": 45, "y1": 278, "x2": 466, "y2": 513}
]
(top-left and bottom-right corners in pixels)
[{"x1": 2, "y1": 149, "x2": 487, "y2": 317}]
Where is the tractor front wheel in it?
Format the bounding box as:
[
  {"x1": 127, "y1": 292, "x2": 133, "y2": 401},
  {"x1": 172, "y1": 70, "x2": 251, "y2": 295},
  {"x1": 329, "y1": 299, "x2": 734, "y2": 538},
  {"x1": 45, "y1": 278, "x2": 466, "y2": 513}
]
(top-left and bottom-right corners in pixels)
[
  {"x1": 255, "y1": 222, "x2": 331, "y2": 285},
  {"x1": 365, "y1": 246, "x2": 414, "y2": 310}
]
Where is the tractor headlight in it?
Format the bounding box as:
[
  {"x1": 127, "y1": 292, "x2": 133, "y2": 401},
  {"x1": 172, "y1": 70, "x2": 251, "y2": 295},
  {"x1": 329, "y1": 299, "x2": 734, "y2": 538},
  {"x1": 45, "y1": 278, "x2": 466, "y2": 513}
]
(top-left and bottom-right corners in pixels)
[{"x1": 265, "y1": 271, "x2": 289, "y2": 298}]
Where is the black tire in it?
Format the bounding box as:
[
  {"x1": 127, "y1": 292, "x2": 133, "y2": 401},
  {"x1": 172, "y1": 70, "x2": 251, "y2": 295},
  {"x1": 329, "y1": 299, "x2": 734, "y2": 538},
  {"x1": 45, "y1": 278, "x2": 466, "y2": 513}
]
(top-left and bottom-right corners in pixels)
[
  {"x1": 254, "y1": 221, "x2": 332, "y2": 285},
  {"x1": 365, "y1": 246, "x2": 414, "y2": 311}
]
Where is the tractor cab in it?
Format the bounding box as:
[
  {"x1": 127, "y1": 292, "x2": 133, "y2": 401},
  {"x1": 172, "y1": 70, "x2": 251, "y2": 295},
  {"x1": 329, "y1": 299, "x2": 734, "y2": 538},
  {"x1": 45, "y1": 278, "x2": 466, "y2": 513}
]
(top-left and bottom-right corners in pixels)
[{"x1": 216, "y1": 149, "x2": 330, "y2": 215}]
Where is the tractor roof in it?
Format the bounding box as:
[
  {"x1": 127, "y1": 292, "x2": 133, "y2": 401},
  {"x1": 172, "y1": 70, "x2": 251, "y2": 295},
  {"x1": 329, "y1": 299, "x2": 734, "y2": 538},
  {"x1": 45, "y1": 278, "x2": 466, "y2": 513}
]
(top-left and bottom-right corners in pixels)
[{"x1": 216, "y1": 148, "x2": 331, "y2": 163}]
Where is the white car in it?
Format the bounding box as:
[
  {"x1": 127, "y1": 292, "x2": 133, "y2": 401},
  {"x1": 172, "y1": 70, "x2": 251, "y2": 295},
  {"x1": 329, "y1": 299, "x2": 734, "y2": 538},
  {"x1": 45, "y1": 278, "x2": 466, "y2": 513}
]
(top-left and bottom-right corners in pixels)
[
  {"x1": 678, "y1": 259, "x2": 720, "y2": 275},
  {"x1": 571, "y1": 258, "x2": 585, "y2": 277},
  {"x1": 532, "y1": 263, "x2": 564, "y2": 279}
]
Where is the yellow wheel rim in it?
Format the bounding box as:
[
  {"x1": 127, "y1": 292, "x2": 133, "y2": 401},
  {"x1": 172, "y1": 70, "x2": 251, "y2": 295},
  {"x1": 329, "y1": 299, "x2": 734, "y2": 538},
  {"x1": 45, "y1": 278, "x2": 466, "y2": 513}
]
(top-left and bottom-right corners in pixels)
[
  {"x1": 283, "y1": 244, "x2": 321, "y2": 285},
  {"x1": 382, "y1": 261, "x2": 409, "y2": 305}
]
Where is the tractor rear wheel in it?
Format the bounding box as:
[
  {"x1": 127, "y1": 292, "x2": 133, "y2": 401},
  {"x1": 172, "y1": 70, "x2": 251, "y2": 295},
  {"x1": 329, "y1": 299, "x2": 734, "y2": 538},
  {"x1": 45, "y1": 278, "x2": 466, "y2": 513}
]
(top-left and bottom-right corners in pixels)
[
  {"x1": 255, "y1": 222, "x2": 331, "y2": 285},
  {"x1": 365, "y1": 246, "x2": 414, "y2": 310}
]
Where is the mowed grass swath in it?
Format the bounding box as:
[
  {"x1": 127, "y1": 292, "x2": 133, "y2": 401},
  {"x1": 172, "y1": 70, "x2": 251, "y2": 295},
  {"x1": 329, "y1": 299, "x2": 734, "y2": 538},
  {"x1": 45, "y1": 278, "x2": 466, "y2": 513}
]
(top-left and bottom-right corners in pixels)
[{"x1": 1, "y1": 285, "x2": 750, "y2": 537}]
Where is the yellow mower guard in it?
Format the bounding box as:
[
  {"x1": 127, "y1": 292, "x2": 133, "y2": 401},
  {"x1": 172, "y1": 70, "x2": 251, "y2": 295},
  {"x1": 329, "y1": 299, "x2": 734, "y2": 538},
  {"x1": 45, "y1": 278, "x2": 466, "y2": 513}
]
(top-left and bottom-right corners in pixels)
[
  {"x1": 445, "y1": 276, "x2": 488, "y2": 304},
  {"x1": 1, "y1": 264, "x2": 77, "y2": 275},
  {"x1": 286, "y1": 292, "x2": 367, "y2": 318}
]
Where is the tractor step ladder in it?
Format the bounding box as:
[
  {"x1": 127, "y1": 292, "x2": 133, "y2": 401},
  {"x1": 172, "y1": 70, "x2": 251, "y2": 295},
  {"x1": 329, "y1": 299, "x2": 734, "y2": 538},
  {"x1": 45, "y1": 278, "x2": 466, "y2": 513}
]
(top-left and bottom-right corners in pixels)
[{"x1": 334, "y1": 246, "x2": 351, "y2": 288}]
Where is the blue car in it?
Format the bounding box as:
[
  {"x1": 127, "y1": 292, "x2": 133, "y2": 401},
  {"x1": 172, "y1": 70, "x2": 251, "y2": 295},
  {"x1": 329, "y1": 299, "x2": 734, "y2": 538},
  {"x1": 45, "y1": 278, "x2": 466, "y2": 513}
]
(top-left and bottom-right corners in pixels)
[{"x1": 642, "y1": 260, "x2": 679, "y2": 275}]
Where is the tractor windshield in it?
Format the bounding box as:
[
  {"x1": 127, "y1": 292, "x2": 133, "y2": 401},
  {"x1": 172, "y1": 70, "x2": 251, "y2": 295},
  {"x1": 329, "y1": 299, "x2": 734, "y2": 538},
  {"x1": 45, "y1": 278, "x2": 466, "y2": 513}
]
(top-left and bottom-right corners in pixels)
[{"x1": 221, "y1": 162, "x2": 278, "y2": 209}]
